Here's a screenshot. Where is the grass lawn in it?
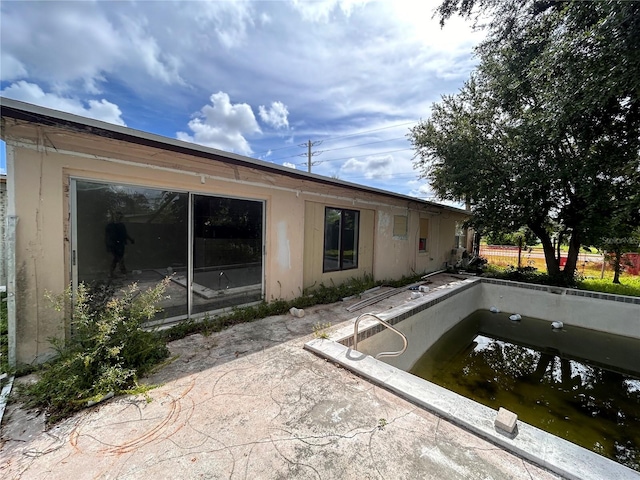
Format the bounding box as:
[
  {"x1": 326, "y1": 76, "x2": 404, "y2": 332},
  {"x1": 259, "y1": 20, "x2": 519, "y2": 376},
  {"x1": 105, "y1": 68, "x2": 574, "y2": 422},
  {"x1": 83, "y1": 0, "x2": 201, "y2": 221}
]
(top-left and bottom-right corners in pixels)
[
  {"x1": 484, "y1": 263, "x2": 640, "y2": 297},
  {"x1": 577, "y1": 276, "x2": 640, "y2": 297}
]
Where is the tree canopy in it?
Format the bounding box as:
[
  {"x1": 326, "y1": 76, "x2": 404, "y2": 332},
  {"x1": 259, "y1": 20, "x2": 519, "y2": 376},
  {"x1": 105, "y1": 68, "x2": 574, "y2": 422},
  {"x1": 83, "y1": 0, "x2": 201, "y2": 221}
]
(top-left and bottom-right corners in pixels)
[{"x1": 411, "y1": 0, "x2": 640, "y2": 281}]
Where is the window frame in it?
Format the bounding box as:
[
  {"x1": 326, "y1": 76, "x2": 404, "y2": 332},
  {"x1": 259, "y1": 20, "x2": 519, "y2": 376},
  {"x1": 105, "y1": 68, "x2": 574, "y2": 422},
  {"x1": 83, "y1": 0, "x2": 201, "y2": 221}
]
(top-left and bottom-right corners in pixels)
[
  {"x1": 418, "y1": 217, "x2": 429, "y2": 253},
  {"x1": 322, "y1": 206, "x2": 360, "y2": 273},
  {"x1": 393, "y1": 215, "x2": 408, "y2": 238}
]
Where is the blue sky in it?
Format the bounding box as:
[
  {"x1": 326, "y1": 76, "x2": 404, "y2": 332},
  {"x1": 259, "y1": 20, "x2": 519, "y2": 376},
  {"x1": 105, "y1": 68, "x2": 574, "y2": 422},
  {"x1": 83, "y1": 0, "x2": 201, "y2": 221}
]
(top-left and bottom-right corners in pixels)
[{"x1": 0, "y1": 0, "x2": 482, "y2": 202}]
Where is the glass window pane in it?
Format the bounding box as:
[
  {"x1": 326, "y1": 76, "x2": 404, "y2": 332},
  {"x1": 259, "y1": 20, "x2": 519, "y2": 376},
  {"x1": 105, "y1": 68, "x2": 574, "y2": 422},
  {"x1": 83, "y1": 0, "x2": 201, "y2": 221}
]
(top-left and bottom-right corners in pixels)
[
  {"x1": 419, "y1": 218, "x2": 429, "y2": 252},
  {"x1": 323, "y1": 207, "x2": 359, "y2": 272},
  {"x1": 323, "y1": 208, "x2": 341, "y2": 272},
  {"x1": 75, "y1": 180, "x2": 188, "y2": 320},
  {"x1": 342, "y1": 210, "x2": 359, "y2": 269},
  {"x1": 191, "y1": 195, "x2": 263, "y2": 314}
]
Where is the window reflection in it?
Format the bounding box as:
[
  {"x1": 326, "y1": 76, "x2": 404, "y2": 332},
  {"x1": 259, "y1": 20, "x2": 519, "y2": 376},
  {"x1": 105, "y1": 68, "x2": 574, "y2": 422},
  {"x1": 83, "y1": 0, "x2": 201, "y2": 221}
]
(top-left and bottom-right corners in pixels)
[
  {"x1": 76, "y1": 181, "x2": 188, "y2": 319},
  {"x1": 323, "y1": 207, "x2": 359, "y2": 272},
  {"x1": 191, "y1": 195, "x2": 264, "y2": 314}
]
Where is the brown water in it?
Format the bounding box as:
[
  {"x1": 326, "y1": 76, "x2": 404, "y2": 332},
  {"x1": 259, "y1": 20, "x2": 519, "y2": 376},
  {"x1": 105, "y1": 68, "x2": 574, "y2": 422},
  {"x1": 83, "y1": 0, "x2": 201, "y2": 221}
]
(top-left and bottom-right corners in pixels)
[{"x1": 409, "y1": 310, "x2": 640, "y2": 471}]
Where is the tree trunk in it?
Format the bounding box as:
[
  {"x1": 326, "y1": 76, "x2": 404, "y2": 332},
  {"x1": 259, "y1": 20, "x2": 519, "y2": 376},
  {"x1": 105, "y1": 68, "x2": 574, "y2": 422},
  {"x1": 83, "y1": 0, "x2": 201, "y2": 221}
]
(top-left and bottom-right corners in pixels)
[
  {"x1": 563, "y1": 231, "x2": 581, "y2": 281},
  {"x1": 529, "y1": 224, "x2": 560, "y2": 276},
  {"x1": 613, "y1": 249, "x2": 622, "y2": 284}
]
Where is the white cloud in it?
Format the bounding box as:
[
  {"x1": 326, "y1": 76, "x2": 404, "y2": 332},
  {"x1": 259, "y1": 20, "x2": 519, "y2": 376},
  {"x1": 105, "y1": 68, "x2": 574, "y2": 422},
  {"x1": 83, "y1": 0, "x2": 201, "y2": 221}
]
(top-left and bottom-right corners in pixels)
[
  {"x1": 341, "y1": 154, "x2": 393, "y2": 180},
  {"x1": 290, "y1": 0, "x2": 371, "y2": 22},
  {"x1": 259, "y1": 12, "x2": 272, "y2": 25},
  {"x1": 1, "y1": 81, "x2": 126, "y2": 126},
  {"x1": 0, "y1": 3, "x2": 122, "y2": 92},
  {"x1": 0, "y1": 53, "x2": 28, "y2": 81},
  {"x1": 0, "y1": 0, "x2": 483, "y2": 200},
  {"x1": 177, "y1": 91, "x2": 261, "y2": 155},
  {"x1": 120, "y1": 17, "x2": 184, "y2": 85},
  {"x1": 258, "y1": 101, "x2": 290, "y2": 129},
  {"x1": 283, "y1": 162, "x2": 297, "y2": 169},
  {"x1": 192, "y1": 0, "x2": 256, "y2": 49},
  {"x1": 407, "y1": 181, "x2": 462, "y2": 207}
]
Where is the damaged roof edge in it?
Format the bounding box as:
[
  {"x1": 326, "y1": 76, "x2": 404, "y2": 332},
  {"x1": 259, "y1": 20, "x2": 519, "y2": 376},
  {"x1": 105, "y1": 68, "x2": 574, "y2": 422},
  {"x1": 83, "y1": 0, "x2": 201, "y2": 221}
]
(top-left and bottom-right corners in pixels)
[{"x1": 0, "y1": 97, "x2": 466, "y2": 215}]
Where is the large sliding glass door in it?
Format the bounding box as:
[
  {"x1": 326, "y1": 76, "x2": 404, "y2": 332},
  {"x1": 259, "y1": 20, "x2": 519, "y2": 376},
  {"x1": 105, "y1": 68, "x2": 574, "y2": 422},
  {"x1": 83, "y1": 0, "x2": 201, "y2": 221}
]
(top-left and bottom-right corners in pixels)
[
  {"x1": 72, "y1": 179, "x2": 264, "y2": 323},
  {"x1": 191, "y1": 195, "x2": 264, "y2": 314}
]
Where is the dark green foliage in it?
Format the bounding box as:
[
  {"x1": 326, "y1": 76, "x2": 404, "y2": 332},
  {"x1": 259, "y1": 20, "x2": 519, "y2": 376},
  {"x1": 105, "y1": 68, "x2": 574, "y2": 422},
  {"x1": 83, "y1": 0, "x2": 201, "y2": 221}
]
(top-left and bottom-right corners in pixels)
[
  {"x1": 485, "y1": 228, "x2": 538, "y2": 247},
  {"x1": 413, "y1": 1, "x2": 640, "y2": 281},
  {"x1": 21, "y1": 280, "x2": 170, "y2": 424},
  {"x1": 483, "y1": 266, "x2": 578, "y2": 288}
]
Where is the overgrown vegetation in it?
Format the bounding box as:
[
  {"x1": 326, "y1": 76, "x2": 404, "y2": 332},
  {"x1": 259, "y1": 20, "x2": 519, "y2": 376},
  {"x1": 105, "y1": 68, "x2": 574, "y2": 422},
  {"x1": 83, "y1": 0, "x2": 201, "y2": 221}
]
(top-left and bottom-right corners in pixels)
[
  {"x1": 412, "y1": 1, "x2": 640, "y2": 281},
  {"x1": 1, "y1": 292, "x2": 8, "y2": 374},
  {"x1": 18, "y1": 272, "x2": 424, "y2": 424},
  {"x1": 312, "y1": 322, "x2": 332, "y2": 339},
  {"x1": 21, "y1": 280, "x2": 170, "y2": 424},
  {"x1": 162, "y1": 272, "x2": 424, "y2": 342},
  {"x1": 483, "y1": 264, "x2": 640, "y2": 296},
  {"x1": 577, "y1": 277, "x2": 640, "y2": 298},
  {"x1": 483, "y1": 265, "x2": 578, "y2": 288}
]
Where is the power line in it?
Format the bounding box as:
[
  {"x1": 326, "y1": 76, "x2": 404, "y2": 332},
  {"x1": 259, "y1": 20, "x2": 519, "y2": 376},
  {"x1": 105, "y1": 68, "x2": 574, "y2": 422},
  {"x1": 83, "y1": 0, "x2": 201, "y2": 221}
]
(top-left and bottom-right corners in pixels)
[
  {"x1": 318, "y1": 121, "x2": 417, "y2": 144},
  {"x1": 255, "y1": 121, "x2": 417, "y2": 157},
  {"x1": 320, "y1": 136, "x2": 406, "y2": 154},
  {"x1": 313, "y1": 147, "x2": 414, "y2": 165},
  {"x1": 299, "y1": 139, "x2": 323, "y2": 173}
]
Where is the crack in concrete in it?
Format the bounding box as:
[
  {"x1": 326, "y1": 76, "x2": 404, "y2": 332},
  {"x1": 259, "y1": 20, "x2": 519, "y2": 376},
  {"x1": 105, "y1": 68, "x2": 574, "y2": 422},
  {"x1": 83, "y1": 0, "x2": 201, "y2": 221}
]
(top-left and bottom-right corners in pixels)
[{"x1": 2, "y1": 285, "x2": 564, "y2": 480}]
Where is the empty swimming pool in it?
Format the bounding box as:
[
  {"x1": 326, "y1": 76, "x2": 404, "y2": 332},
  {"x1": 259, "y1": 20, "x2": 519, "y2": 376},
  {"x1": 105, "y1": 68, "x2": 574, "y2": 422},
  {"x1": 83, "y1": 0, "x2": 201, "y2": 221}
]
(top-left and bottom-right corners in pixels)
[{"x1": 305, "y1": 277, "x2": 640, "y2": 480}]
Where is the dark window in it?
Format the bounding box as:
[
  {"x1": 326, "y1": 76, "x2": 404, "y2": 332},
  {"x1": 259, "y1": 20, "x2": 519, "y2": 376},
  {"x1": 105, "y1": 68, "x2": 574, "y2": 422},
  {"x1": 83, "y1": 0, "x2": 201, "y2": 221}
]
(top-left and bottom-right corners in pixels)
[
  {"x1": 323, "y1": 207, "x2": 359, "y2": 272},
  {"x1": 419, "y1": 218, "x2": 429, "y2": 252}
]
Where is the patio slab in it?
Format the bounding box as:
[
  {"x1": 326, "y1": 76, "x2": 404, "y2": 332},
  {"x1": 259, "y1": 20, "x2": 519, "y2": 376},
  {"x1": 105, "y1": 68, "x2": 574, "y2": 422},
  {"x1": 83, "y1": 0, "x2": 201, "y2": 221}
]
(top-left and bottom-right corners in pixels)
[{"x1": 1, "y1": 275, "x2": 563, "y2": 479}]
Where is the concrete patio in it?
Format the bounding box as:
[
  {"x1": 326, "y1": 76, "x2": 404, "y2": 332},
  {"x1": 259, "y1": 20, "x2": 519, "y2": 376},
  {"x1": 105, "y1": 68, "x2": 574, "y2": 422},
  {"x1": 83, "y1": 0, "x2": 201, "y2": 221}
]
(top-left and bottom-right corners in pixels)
[{"x1": 0, "y1": 275, "x2": 562, "y2": 479}]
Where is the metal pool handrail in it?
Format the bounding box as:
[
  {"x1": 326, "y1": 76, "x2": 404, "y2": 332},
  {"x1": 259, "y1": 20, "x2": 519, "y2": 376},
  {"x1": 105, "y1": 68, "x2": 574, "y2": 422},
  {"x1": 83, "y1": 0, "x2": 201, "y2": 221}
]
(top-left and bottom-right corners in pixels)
[{"x1": 353, "y1": 313, "x2": 408, "y2": 359}]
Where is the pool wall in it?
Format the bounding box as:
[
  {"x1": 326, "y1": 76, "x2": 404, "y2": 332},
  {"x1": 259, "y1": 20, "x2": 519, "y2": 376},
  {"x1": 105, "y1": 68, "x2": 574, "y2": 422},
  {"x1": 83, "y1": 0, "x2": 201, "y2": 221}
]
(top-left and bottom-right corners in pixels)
[
  {"x1": 479, "y1": 278, "x2": 640, "y2": 339},
  {"x1": 355, "y1": 279, "x2": 480, "y2": 371},
  {"x1": 304, "y1": 277, "x2": 640, "y2": 480},
  {"x1": 353, "y1": 278, "x2": 640, "y2": 371}
]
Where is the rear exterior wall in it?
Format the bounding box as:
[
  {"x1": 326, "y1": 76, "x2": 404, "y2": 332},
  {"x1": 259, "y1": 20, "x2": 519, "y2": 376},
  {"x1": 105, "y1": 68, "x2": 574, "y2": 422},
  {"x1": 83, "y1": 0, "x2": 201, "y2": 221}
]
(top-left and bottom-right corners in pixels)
[{"x1": 4, "y1": 124, "x2": 466, "y2": 364}]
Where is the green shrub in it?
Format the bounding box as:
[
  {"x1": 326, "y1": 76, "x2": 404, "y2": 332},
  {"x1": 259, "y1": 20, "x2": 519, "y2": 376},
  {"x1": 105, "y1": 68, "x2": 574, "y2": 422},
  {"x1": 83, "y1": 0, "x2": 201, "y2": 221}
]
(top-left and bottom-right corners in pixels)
[
  {"x1": 482, "y1": 265, "x2": 579, "y2": 287},
  {"x1": 21, "y1": 280, "x2": 170, "y2": 424}
]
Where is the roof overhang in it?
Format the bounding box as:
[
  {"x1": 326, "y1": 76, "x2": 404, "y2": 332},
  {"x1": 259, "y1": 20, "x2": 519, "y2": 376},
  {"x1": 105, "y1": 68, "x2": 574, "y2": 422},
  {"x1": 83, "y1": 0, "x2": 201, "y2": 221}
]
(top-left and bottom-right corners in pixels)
[{"x1": 0, "y1": 97, "x2": 467, "y2": 215}]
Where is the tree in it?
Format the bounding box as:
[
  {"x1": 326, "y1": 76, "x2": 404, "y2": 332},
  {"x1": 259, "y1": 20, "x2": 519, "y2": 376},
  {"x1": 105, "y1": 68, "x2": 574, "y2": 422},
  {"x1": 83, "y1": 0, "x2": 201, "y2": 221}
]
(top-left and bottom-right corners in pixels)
[{"x1": 411, "y1": 0, "x2": 640, "y2": 282}]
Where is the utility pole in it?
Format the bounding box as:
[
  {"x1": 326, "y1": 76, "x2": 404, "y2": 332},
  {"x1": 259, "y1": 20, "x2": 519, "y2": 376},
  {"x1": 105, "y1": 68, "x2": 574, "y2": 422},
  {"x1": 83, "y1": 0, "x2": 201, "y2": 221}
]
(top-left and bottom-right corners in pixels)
[{"x1": 299, "y1": 139, "x2": 322, "y2": 173}]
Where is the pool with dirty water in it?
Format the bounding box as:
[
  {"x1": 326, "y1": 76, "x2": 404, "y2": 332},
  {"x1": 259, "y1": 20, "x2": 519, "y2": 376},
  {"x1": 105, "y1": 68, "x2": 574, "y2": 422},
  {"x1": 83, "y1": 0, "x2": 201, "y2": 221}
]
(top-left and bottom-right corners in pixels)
[
  {"x1": 409, "y1": 309, "x2": 640, "y2": 470},
  {"x1": 305, "y1": 277, "x2": 640, "y2": 480}
]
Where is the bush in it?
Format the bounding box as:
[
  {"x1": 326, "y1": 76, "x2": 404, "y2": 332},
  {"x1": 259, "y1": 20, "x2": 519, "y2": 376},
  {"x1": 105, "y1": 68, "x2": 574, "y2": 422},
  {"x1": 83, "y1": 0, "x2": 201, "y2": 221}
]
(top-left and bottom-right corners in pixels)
[
  {"x1": 21, "y1": 280, "x2": 170, "y2": 424},
  {"x1": 482, "y1": 265, "x2": 579, "y2": 288}
]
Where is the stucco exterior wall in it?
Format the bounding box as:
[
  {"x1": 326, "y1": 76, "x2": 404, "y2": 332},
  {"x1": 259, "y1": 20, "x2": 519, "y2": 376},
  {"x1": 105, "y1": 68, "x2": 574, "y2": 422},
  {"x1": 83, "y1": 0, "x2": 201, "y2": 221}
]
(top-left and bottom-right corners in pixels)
[
  {"x1": 0, "y1": 177, "x2": 6, "y2": 286},
  {"x1": 2, "y1": 119, "x2": 467, "y2": 365},
  {"x1": 303, "y1": 201, "x2": 375, "y2": 289},
  {"x1": 371, "y1": 208, "x2": 464, "y2": 280}
]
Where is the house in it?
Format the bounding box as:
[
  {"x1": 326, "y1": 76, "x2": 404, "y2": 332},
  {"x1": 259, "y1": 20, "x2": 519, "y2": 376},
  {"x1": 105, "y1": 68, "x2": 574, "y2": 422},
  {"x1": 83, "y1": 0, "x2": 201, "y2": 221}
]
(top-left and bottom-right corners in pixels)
[{"x1": 0, "y1": 97, "x2": 468, "y2": 366}]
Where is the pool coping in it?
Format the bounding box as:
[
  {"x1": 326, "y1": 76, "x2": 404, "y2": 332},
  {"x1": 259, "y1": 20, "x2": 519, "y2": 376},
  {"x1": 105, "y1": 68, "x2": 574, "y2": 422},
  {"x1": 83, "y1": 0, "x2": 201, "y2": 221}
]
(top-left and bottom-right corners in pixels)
[{"x1": 303, "y1": 278, "x2": 640, "y2": 480}]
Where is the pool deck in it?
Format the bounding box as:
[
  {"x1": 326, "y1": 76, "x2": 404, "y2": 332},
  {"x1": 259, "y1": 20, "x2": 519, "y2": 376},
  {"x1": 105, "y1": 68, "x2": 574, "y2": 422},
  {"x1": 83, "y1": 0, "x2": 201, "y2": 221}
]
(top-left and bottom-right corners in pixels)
[{"x1": 0, "y1": 274, "x2": 630, "y2": 479}]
